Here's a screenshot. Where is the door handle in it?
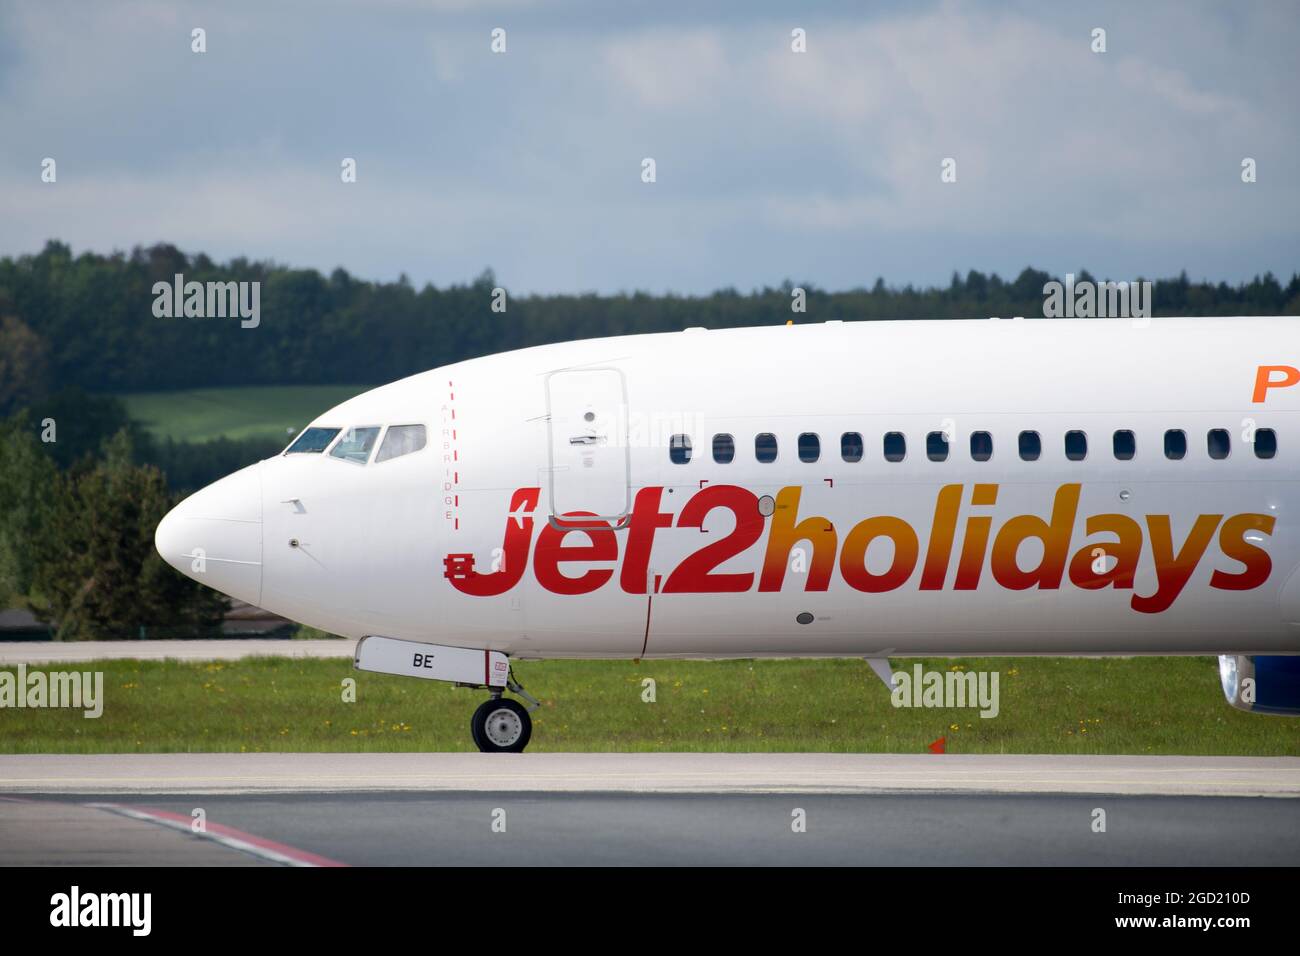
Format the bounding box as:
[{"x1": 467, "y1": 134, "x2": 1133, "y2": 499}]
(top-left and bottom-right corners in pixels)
[{"x1": 569, "y1": 434, "x2": 606, "y2": 445}]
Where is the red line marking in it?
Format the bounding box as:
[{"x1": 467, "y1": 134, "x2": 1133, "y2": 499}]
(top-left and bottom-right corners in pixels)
[
  {"x1": 451, "y1": 410, "x2": 456, "y2": 420},
  {"x1": 454, "y1": 518, "x2": 460, "y2": 530},
  {"x1": 484, "y1": 651, "x2": 489, "y2": 685},
  {"x1": 454, "y1": 450, "x2": 458, "y2": 461},
  {"x1": 118, "y1": 805, "x2": 347, "y2": 867},
  {"x1": 454, "y1": 495, "x2": 459, "y2": 506}
]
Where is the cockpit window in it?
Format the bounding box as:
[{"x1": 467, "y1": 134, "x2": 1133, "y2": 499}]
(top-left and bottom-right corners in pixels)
[
  {"x1": 375, "y1": 424, "x2": 428, "y2": 463},
  {"x1": 285, "y1": 427, "x2": 340, "y2": 454},
  {"x1": 328, "y1": 426, "x2": 381, "y2": 464}
]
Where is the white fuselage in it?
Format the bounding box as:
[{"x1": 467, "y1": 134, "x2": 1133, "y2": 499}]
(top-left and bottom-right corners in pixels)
[{"x1": 155, "y1": 318, "x2": 1300, "y2": 659}]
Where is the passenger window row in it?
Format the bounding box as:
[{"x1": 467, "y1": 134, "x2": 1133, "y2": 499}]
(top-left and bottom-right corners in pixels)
[{"x1": 667, "y1": 428, "x2": 1278, "y2": 464}]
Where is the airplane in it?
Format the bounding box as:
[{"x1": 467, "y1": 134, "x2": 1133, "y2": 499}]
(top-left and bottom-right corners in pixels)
[{"x1": 154, "y1": 316, "x2": 1300, "y2": 751}]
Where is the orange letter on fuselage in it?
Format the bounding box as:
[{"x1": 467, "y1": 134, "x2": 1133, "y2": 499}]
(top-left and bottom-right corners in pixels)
[
  {"x1": 1210, "y1": 513, "x2": 1275, "y2": 591},
  {"x1": 759, "y1": 487, "x2": 837, "y2": 592},
  {"x1": 1253, "y1": 365, "x2": 1300, "y2": 403},
  {"x1": 1131, "y1": 514, "x2": 1222, "y2": 613}
]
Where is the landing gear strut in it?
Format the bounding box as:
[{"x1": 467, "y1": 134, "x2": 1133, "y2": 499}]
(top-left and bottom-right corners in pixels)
[{"x1": 470, "y1": 671, "x2": 540, "y2": 753}]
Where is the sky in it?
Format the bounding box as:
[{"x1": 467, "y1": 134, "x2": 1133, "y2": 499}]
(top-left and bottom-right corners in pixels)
[{"x1": 1, "y1": 0, "x2": 1298, "y2": 294}]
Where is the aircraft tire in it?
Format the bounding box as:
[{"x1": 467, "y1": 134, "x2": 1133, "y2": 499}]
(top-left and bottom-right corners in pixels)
[{"x1": 472, "y1": 698, "x2": 532, "y2": 753}]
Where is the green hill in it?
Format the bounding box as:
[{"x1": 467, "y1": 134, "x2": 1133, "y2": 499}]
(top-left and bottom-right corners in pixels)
[{"x1": 119, "y1": 385, "x2": 369, "y2": 443}]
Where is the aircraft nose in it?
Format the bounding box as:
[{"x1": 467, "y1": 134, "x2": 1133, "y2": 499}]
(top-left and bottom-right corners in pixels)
[{"x1": 155, "y1": 462, "x2": 264, "y2": 606}]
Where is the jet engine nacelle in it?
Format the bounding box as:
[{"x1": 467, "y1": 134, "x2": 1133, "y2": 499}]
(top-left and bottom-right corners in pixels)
[{"x1": 1219, "y1": 655, "x2": 1300, "y2": 715}]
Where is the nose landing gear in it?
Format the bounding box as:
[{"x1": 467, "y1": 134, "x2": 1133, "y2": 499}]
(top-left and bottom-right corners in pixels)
[
  {"x1": 470, "y1": 672, "x2": 540, "y2": 753},
  {"x1": 471, "y1": 697, "x2": 530, "y2": 752}
]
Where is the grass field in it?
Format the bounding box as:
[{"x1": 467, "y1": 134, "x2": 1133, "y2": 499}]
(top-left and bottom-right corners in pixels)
[
  {"x1": 1, "y1": 656, "x2": 1296, "y2": 755},
  {"x1": 119, "y1": 385, "x2": 368, "y2": 443}
]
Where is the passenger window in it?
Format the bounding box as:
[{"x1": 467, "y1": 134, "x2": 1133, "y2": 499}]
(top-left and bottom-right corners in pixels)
[
  {"x1": 375, "y1": 424, "x2": 427, "y2": 463},
  {"x1": 841, "y1": 432, "x2": 864, "y2": 463},
  {"x1": 329, "y1": 426, "x2": 381, "y2": 464},
  {"x1": 883, "y1": 431, "x2": 906, "y2": 462},
  {"x1": 755, "y1": 433, "x2": 778, "y2": 463},
  {"x1": 926, "y1": 431, "x2": 949, "y2": 462},
  {"x1": 713, "y1": 433, "x2": 735, "y2": 464},
  {"x1": 798, "y1": 432, "x2": 820, "y2": 463},
  {"x1": 286, "y1": 426, "x2": 340, "y2": 454},
  {"x1": 669, "y1": 434, "x2": 692, "y2": 464},
  {"x1": 1164, "y1": 429, "x2": 1187, "y2": 460},
  {"x1": 1254, "y1": 428, "x2": 1277, "y2": 459},
  {"x1": 1207, "y1": 428, "x2": 1230, "y2": 460},
  {"x1": 970, "y1": 431, "x2": 992, "y2": 462},
  {"x1": 1113, "y1": 429, "x2": 1136, "y2": 460},
  {"x1": 1065, "y1": 430, "x2": 1087, "y2": 461},
  {"x1": 1018, "y1": 430, "x2": 1041, "y2": 461}
]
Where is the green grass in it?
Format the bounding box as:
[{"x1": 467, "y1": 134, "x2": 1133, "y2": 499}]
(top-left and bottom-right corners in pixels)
[
  {"x1": 1, "y1": 657, "x2": 1296, "y2": 755},
  {"x1": 118, "y1": 385, "x2": 369, "y2": 443}
]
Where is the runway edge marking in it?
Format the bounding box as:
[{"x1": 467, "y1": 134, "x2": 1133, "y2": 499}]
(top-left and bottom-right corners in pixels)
[{"x1": 86, "y1": 802, "x2": 348, "y2": 867}]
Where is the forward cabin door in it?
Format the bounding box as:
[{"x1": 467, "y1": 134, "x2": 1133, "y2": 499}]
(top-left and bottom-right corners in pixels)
[{"x1": 545, "y1": 368, "x2": 630, "y2": 523}]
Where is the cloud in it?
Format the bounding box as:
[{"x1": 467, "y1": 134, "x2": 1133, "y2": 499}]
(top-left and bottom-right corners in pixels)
[{"x1": 0, "y1": 0, "x2": 1297, "y2": 293}]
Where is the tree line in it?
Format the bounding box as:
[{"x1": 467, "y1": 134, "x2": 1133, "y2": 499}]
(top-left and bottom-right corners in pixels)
[
  {"x1": 3, "y1": 240, "x2": 1298, "y2": 397},
  {"x1": 0, "y1": 415, "x2": 228, "y2": 639}
]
